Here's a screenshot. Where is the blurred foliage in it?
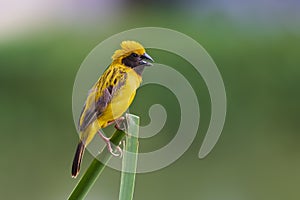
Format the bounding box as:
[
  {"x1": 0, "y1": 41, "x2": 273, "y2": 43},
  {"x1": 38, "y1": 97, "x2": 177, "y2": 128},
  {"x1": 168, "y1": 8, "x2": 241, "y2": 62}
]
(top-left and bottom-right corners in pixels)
[{"x1": 0, "y1": 10, "x2": 299, "y2": 200}]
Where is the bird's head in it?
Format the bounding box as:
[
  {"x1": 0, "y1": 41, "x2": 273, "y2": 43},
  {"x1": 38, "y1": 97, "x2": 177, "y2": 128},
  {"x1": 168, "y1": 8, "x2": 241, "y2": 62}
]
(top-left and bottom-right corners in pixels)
[{"x1": 112, "y1": 41, "x2": 154, "y2": 68}]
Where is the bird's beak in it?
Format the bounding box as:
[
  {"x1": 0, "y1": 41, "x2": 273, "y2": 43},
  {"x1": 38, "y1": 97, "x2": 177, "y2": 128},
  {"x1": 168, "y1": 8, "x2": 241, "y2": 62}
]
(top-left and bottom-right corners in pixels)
[
  {"x1": 140, "y1": 53, "x2": 154, "y2": 66},
  {"x1": 142, "y1": 53, "x2": 154, "y2": 62}
]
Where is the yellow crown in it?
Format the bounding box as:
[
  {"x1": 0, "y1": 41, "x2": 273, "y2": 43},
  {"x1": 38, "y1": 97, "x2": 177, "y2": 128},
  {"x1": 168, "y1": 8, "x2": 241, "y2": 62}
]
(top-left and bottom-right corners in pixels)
[{"x1": 112, "y1": 41, "x2": 146, "y2": 61}]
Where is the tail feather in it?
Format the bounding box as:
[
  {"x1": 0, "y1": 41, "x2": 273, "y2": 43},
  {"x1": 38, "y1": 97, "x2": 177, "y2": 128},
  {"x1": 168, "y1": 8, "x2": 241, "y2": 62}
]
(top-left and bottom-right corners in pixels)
[{"x1": 71, "y1": 141, "x2": 85, "y2": 178}]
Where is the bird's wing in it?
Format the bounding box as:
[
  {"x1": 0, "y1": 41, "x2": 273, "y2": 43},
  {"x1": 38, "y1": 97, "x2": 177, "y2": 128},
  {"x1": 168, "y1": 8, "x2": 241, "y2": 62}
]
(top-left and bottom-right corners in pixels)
[{"x1": 78, "y1": 65, "x2": 127, "y2": 132}]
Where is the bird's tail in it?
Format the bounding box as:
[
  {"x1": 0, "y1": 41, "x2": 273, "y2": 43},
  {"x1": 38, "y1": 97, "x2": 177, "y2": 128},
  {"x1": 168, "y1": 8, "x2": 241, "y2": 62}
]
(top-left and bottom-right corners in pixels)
[{"x1": 71, "y1": 141, "x2": 85, "y2": 178}]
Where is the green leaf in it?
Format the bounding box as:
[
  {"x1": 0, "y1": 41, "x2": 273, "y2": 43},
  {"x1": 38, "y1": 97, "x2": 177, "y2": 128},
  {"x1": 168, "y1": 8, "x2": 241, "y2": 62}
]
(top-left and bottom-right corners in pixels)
[{"x1": 119, "y1": 114, "x2": 140, "y2": 200}]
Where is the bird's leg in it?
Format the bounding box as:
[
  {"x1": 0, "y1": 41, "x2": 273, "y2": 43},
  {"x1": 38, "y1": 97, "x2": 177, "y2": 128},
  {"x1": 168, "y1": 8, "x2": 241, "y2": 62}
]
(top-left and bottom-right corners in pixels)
[
  {"x1": 106, "y1": 116, "x2": 124, "y2": 128},
  {"x1": 100, "y1": 116, "x2": 127, "y2": 157},
  {"x1": 97, "y1": 130, "x2": 122, "y2": 157},
  {"x1": 113, "y1": 116, "x2": 127, "y2": 156},
  {"x1": 114, "y1": 116, "x2": 127, "y2": 132}
]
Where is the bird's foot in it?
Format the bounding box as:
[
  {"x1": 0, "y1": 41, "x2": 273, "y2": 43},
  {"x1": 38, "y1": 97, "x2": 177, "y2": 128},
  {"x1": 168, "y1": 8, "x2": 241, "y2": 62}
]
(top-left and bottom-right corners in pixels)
[
  {"x1": 114, "y1": 116, "x2": 127, "y2": 131},
  {"x1": 97, "y1": 130, "x2": 123, "y2": 157}
]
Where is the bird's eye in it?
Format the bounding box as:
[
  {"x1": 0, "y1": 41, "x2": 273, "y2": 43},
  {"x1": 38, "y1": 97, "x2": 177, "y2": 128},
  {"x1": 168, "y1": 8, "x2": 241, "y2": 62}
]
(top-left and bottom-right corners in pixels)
[{"x1": 132, "y1": 53, "x2": 138, "y2": 57}]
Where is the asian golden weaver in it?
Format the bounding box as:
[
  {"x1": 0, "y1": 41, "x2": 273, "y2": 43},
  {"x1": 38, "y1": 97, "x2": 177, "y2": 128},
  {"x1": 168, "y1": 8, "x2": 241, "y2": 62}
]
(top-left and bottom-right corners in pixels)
[{"x1": 71, "y1": 41, "x2": 154, "y2": 178}]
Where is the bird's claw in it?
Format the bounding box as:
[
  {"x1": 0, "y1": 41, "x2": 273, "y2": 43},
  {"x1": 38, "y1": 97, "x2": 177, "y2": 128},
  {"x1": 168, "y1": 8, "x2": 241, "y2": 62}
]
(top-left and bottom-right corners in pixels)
[
  {"x1": 98, "y1": 130, "x2": 123, "y2": 157},
  {"x1": 107, "y1": 142, "x2": 123, "y2": 157}
]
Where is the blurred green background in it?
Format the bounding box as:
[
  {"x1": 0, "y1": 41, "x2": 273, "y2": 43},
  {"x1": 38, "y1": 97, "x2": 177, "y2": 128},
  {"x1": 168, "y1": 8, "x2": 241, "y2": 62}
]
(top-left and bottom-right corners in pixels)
[{"x1": 1, "y1": 1, "x2": 299, "y2": 200}]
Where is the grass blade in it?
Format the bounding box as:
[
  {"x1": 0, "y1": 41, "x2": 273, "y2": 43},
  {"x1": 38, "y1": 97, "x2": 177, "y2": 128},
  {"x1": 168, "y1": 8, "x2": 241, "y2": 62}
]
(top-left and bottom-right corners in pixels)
[{"x1": 119, "y1": 114, "x2": 140, "y2": 200}]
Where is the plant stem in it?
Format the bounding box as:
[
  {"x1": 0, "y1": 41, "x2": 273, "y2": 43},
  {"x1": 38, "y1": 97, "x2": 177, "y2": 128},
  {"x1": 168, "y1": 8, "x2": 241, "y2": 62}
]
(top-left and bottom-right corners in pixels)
[
  {"x1": 68, "y1": 129, "x2": 126, "y2": 200},
  {"x1": 119, "y1": 114, "x2": 140, "y2": 200}
]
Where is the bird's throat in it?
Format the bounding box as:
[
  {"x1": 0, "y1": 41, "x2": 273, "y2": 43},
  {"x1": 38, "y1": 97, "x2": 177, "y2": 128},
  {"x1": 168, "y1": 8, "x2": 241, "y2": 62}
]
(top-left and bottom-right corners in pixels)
[{"x1": 133, "y1": 65, "x2": 146, "y2": 76}]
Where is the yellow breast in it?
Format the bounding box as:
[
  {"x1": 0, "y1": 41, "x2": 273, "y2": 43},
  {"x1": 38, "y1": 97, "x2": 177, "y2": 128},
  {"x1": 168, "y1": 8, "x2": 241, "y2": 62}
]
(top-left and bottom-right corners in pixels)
[{"x1": 99, "y1": 68, "x2": 142, "y2": 127}]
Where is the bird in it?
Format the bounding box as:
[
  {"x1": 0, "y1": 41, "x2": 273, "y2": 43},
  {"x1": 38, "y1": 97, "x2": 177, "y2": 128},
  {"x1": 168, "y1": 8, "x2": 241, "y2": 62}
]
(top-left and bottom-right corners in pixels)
[{"x1": 71, "y1": 40, "x2": 154, "y2": 178}]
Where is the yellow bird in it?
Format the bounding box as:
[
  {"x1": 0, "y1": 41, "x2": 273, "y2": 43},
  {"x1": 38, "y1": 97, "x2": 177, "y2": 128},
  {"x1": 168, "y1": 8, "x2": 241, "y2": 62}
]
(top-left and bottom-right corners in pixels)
[{"x1": 71, "y1": 41, "x2": 154, "y2": 178}]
